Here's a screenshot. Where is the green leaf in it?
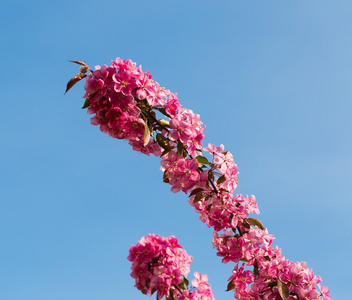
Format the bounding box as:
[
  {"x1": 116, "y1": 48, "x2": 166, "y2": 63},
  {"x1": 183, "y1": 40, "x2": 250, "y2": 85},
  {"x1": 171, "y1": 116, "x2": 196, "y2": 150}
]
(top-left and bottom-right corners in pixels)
[
  {"x1": 239, "y1": 258, "x2": 249, "y2": 262},
  {"x1": 241, "y1": 219, "x2": 250, "y2": 229},
  {"x1": 177, "y1": 276, "x2": 189, "y2": 291},
  {"x1": 81, "y1": 98, "x2": 90, "y2": 109},
  {"x1": 277, "y1": 279, "x2": 290, "y2": 300},
  {"x1": 246, "y1": 218, "x2": 265, "y2": 230},
  {"x1": 193, "y1": 192, "x2": 203, "y2": 203},
  {"x1": 217, "y1": 175, "x2": 226, "y2": 184},
  {"x1": 178, "y1": 282, "x2": 185, "y2": 290},
  {"x1": 195, "y1": 155, "x2": 211, "y2": 165},
  {"x1": 143, "y1": 109, "x2": 155, "y2": 125},
  {"x1": 177, "y1": 141, "x2": 183, "y2": 156},
  {"x1": 161, "y1": 148, "x2": 172, "y2": 157},
  {"x1": 226, "y1": 280, "x2": 235, "y2": 291},
  {"x1": 190, "y1": 188, "x2": 204, "y2": 197},
  {"x1": 156, "y1": 133, "x2": 172, "y2": 150}
]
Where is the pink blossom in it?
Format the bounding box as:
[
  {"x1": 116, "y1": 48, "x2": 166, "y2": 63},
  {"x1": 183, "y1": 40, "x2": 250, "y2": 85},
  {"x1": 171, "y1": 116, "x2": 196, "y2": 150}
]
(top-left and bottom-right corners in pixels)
[
  {"x1": 124, "y1": 116, "x2": 145, "y2": 141},
  {"x1": 84, "y1": 75, "x2": 105, "y2": 95},
  {"x1": 169, "y1": 118, "x2": 196, "y2": 144},
  {"x1": 192, "y1": 272, "x2": 209, "y2": 292},
  {"x1": 203, "y1": 143, "x2": 225, "y2": 155},
  {"x1": 165, "y1": 94, "x2": 181, "y2": 117},
  {"x1": 228, "y1": 263, "x2": 254, "y2": 293},
  {"x1": 186, "y1": 132, "x2": 204, "y2": 157},
  {"x1": 243, "y1": 195, "x2": 260, "y2": 215},
  {"x1": 220, "y1": 164, "x2": 239, "y2": 193},
  {"x1": 129, "y1": 139, "x2": 162, "y2": 157},
  {"x1": 146, "y1": 81, "x2": 167, "y2": 106},
  {"x1": 214, "y1": 150, "x2": 235, "y2": 173},
  {"x1": 190, "y1": 272, "x2": 215, "y2": 300},
  {"x1": 112, "y1": 71, "x2": 137, "y2": 96},
  {"x1": 318, "y1": 284, "x2": 333, "y2": 300}
]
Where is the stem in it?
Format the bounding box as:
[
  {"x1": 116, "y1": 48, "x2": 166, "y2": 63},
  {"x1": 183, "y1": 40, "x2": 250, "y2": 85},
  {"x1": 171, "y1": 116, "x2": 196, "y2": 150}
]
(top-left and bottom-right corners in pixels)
[
  {"x1": 236, "y1": 225, "x2": 243, "y2": 236},
  {"x1": 172, "y1": 284, "x2": 183, "y2": 294},
  {"x1": 208, "y1": 176, "x2": 219, "y2": 194},
  {"x1": 146, "y1": 110, "x2": 170, "y2": 133}
]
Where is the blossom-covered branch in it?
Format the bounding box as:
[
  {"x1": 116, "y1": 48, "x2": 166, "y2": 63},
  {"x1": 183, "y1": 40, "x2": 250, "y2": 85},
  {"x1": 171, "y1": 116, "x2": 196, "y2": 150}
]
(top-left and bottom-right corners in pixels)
[{"x1": 66, "y1": 58, "x2": 332, "y2": 300}]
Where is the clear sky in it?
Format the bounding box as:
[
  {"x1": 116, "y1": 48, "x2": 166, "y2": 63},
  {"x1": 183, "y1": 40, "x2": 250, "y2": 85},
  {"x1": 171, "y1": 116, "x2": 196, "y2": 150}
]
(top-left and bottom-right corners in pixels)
[{"x1": 1, "y1": 1, "x2": 351, "y2": 299}]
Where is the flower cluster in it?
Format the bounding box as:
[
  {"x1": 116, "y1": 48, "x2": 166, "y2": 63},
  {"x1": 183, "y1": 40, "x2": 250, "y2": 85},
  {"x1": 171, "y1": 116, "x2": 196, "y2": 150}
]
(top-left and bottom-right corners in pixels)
[
  {"x1": 73, "y1": 57, "x2": 333, "y2": 300},
  {"x1": 128, "y1": 234, "x2": 215, "y2": 300}
]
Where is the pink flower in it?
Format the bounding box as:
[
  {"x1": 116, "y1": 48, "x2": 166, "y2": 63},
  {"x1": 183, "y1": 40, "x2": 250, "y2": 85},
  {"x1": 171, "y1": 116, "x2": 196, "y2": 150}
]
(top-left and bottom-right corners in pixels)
[
  {"x1": 318, "y1": 284, "x2": 333, "y2": 300},
  {"x1": 146, "y1": 81, "x2": 167, "y2": 106},
  {"x1": 124, "y1": 116, "x2": 145, "y2": 141},
  {"x1": 169, "y1": 118, "x2": 196, "y2": 144},
  {"x1": 192, "y1": 272, "x2": 209, "y2": 292},
  {"x1": 165, "y1": 94, "x2": 181, "y2": 117},
  {"x1": 163, "y1": 156, "x2": 201, "y2": 193},
  {"x1": 190, "y1": 272, "x2": 215, "y2": 300},
  {"x1": 186, "y1": 132, "x2": 204, "y2": 157},
  {"x1": 228, "y1": 263, "x2": 254, "y2": 293},
  {"x1": 203, "y1": 143, "x2": 224, "y2": 155},
  {"x1": 84, "y1": 75, "x2": 105, "y2": 95},
  {"x1": 112, "y1": 71, "x2": 137, "y2": 96},
  {"x1": 111, "y1": 58, "x2": 142, "y2": 78},
  {"x1": 220, "y1": 165, "x2": 238, "y2": 193},
  {"x1": 214, "y1": 151, "x2": 235, "y2": 173},
  {"x1": 243, "y1": 195, "x2": 260, "y2": 215},
  {"x1": 129, "y1": 139, "x2": 162, "y2": 157}
]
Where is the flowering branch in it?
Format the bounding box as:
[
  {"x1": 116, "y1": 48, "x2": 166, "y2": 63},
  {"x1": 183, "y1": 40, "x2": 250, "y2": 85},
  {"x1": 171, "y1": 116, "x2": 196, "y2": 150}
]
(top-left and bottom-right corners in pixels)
[{"x1": 66, "y1": 58, "x2": 333, "y2": 300}]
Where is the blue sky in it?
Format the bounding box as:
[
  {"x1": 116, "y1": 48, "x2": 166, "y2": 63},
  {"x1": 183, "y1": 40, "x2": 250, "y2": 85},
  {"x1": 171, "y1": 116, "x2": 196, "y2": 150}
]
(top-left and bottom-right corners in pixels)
[{"x1": 1, "y1": 1, "x2": 351, "y2": 299}]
